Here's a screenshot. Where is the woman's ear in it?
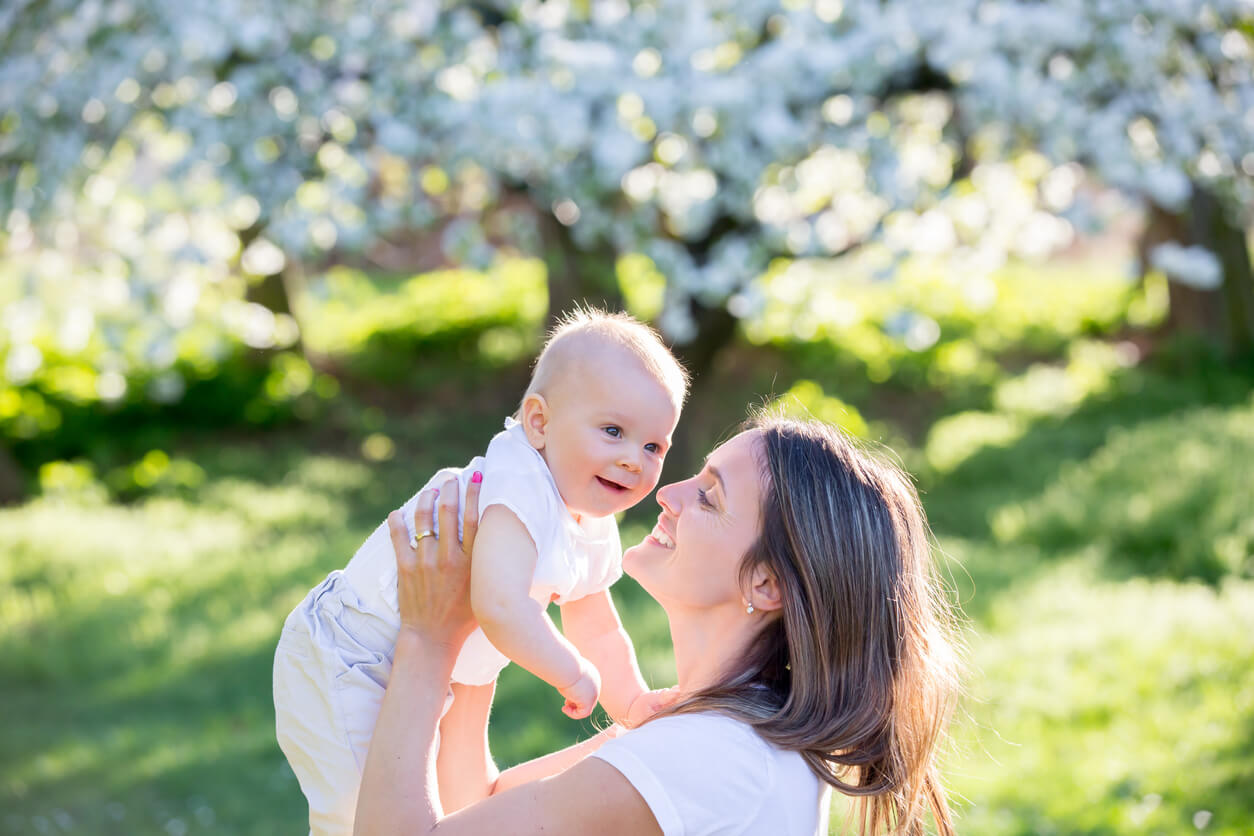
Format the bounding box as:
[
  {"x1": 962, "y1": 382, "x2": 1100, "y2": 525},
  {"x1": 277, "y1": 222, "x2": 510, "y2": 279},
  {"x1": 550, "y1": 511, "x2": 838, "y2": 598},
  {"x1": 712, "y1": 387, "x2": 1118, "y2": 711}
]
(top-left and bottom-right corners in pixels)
[
  {"x1": 746, "y1": 566, "x2": 783, "y2": 613},
  {"x1": 520, "y1": 393, "x2": 550, "y2": 451}
]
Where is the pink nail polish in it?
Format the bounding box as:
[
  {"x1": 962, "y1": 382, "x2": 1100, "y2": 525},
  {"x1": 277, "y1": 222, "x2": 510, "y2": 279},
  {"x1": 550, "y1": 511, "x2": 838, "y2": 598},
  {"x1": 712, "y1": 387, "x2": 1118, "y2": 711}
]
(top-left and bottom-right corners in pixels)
[{"x1": 471, "y1": 471, "x2": 483, "y2": 484}]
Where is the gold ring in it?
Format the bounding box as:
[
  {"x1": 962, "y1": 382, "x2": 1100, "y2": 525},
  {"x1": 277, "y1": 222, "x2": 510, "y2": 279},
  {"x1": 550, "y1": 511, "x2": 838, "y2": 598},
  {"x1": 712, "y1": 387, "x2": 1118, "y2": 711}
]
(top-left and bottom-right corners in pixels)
[{"x1": 409, "y1": 529, "x2": 436, "y2": 549}]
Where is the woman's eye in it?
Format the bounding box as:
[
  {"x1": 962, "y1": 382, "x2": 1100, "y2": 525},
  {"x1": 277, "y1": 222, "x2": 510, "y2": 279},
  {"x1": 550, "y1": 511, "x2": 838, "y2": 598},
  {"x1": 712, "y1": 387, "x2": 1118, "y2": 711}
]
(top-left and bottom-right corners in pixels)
[
  {"x1": 603, "y1": 426, "x2": 622, "y2": 438},
  {"x1": 697, "y1": 488, "x2": 713, "y2": 508}
]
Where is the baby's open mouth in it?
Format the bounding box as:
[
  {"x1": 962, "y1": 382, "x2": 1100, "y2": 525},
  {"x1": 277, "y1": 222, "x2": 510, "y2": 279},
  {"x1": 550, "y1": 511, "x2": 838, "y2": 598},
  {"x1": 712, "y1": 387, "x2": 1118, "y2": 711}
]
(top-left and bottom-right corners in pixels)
[{"x1": 596, "y1": 476, "x2": 628, "y2": 492}]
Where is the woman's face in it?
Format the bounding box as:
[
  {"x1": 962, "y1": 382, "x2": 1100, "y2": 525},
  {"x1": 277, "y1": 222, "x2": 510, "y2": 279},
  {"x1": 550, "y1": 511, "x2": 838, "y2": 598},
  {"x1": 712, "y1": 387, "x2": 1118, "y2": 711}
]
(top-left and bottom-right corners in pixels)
[{"x1": 623, "y1": 429, "x2": 766, "y2": 611}]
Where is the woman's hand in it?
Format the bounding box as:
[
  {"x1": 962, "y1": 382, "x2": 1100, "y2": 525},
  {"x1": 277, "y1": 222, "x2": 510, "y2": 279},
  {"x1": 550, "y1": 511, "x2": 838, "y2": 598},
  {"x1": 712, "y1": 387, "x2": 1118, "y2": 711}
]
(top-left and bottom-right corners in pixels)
[
  {"x1": 361, "y1": 470, "x2": 663, "y2": 836},
  {"x1": 386, "y1": 472, "x2": 482, "y2": 650}
]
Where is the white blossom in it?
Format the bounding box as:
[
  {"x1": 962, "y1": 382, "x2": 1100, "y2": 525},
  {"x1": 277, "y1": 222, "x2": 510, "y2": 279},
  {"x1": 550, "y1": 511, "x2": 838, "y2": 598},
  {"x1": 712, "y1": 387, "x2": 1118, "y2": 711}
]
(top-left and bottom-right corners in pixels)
[
  {"x1": 1150, "y1": 243, "x2": 1224, "y2": 290},
  {"x1": 0, "y1": 0, "x2": 1248, "y2": 398}
]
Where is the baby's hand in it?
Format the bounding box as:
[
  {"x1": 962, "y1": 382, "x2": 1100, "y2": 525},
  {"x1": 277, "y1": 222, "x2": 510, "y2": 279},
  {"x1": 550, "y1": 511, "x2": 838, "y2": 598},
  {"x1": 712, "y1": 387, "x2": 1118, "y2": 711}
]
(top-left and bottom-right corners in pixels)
[
  {"x1": 558, "y1": 658, "x2": 601, "y2": 719},
  {"x1": 625, "y1": 686, "x2": 682, "y2": 727}
]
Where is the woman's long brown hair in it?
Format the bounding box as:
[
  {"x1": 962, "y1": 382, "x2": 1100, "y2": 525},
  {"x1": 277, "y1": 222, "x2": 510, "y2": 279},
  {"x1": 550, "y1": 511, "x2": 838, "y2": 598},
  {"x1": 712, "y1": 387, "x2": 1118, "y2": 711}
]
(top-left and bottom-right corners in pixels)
[{"x1": 656, "y1": 417, "x2": 961, "y2": 835}]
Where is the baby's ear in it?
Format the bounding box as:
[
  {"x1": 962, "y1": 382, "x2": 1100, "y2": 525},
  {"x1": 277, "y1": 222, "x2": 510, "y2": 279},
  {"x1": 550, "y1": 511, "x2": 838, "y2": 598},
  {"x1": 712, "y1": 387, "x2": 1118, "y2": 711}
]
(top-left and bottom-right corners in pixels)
[{"x1": 520, "y1": 393, "x2": 549, "y2": 450}]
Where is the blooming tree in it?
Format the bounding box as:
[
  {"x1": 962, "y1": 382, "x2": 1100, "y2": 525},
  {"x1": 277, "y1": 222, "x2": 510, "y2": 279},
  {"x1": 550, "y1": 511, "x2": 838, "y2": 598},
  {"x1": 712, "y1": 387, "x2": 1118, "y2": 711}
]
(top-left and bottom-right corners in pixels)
[{"x1": 3, "y1": 0, "x2": 1252, "y2": 406}]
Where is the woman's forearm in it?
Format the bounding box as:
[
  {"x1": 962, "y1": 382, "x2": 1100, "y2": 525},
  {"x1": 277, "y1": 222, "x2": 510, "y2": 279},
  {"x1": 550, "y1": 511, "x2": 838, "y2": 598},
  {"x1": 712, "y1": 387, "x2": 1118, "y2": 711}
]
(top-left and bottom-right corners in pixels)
[
  {"x1": 491, "y1": 725, "x2": 621, "y2": 796},
  {"x1": 355, "y1": 629, "x2": 456, "y2": 836},
  {"x1": 437, "y1": 681, "x2": 499, "y2": 813}
]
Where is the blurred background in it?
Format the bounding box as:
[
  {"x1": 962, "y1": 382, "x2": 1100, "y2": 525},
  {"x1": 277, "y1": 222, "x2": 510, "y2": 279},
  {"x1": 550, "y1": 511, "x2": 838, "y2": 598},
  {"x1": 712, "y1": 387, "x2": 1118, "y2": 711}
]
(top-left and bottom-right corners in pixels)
[{"x1": 2, "y1": 1, "x2": 1253, "y2": 833}]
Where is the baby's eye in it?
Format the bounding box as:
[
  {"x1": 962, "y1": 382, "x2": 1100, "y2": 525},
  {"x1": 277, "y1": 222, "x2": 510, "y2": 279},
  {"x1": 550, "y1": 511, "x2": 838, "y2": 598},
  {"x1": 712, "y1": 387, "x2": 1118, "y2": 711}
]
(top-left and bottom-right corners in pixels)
[
  {"x1": 645, "y1": 442, "x2": 660, "y2": 454},
  {"x1": 603, "y1": 426, "x2": 622, "y2": 438}
]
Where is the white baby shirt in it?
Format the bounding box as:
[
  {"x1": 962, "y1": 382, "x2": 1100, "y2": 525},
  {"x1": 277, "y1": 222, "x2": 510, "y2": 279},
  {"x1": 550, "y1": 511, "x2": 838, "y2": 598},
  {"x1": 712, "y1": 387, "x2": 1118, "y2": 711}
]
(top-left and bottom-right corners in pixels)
[{"x1": 351, "y1": 417, "x2": 623, "y2": 686}]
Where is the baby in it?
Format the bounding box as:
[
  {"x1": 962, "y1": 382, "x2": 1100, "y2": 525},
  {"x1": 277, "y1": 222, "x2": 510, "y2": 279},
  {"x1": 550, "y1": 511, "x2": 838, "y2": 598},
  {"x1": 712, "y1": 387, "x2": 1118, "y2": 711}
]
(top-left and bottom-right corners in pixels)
[{"x1": 273, "y1": 308, "x2": 687, "y2": 835}]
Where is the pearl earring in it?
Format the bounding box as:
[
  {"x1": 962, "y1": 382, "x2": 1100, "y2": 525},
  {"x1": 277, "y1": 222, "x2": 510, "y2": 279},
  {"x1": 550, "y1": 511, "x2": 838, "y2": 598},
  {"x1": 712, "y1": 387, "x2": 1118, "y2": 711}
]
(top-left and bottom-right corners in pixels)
[{"x1": 745, "y1": 602, "x2": 755, "y2": 614}]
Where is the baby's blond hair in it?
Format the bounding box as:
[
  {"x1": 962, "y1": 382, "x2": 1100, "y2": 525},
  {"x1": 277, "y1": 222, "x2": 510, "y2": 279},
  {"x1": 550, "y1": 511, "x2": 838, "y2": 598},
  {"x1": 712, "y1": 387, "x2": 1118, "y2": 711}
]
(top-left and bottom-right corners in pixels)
[{"x1": 519, "y1": 306, "x2": 689, "y2": 413}]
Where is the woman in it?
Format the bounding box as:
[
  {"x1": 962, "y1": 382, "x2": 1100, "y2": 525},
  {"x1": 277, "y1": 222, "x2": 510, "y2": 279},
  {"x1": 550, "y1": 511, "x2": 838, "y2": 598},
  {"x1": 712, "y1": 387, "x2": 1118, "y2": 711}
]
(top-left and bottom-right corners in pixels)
[{"x1": 355, "y1": 417, "x2": 960, "y2": 835}]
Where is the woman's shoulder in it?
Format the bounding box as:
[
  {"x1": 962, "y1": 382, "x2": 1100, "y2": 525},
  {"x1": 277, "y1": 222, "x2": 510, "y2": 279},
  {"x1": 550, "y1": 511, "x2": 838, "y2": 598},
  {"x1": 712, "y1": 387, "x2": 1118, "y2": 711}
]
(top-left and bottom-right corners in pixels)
[
  {"x1": 632, "y1": 711, "x2": 771, "y2": 751},
  {"x1": 622, "y1": 711, "x2": 811, "y2": 781},
  {"x1": 593, "y1": 711, "x2": 823, "y2": 835},
  {"x1": 598, "y1": 711, "x2": 769, "y2": 772}
]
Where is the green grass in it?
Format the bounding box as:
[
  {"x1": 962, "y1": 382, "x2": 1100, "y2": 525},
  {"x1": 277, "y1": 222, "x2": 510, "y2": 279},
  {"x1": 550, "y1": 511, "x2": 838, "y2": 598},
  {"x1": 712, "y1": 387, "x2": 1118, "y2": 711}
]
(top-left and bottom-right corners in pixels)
[
  {"x1": 1, "y1": 408, "x2": 505, "y2": 835},
  {"x1": 946, "y1": 557, "x2": 1254, "y2": 835},
  {"x1": 6, "y1": 367, "x2": 1251, "y2": 835},
  {"x1": 3, "y1": 261, "x2": 1253, "y2": 834},
  {"x1": 921, "y1": 376, "x2": 1254, "y2": 835}
]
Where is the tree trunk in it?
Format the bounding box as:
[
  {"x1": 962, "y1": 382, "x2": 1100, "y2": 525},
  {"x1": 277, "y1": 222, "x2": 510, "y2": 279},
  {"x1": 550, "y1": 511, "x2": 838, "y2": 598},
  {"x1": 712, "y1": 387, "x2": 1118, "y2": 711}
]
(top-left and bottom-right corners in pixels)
[
  {"x1": 1139, "y1": 192, "x2": 1254, "y2": 355},
  {"x1": 1188, "y1": 189, "x2": 1254, "y2": 355},
  {"x1": 0, "y1": 445, "x2": 25, "y2": 505},
  {"x1": 538, "y1": 213, "x2": 624, "y2": 326},
  {"x1": 661, "y1": 297, "x2": 742, "y2": 483},
  {"x1": 239, "y1": 223, "x2": 306, "y2": 355},
  {"x1": 245, "y1": 271, "x2": 294, "y2": 316},
  {"x1": 674, "y1": 298, "x2": 740, "y2": 386}
]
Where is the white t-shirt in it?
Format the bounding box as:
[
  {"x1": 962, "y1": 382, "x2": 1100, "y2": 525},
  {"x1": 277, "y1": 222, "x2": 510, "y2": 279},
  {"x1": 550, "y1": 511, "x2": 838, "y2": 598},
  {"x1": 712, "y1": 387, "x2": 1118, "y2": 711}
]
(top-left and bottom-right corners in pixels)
[
  {"x1": 593, "y1": 713, "x2": 830, "y2": 836},
  {"x1": 361, "y1": 417, "x2": 623, "y2": 685}
]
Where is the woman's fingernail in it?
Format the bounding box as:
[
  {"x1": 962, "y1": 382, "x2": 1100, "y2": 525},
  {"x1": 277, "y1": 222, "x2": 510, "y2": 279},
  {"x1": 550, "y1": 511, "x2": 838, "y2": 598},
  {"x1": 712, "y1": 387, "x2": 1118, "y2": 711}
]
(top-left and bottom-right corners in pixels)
[
  {"x1": 471, "y1": 471, "x2": 483, "y2": 484},
  {"x1": 433, "y1": 488, "x2": 439, "y2": 496}
]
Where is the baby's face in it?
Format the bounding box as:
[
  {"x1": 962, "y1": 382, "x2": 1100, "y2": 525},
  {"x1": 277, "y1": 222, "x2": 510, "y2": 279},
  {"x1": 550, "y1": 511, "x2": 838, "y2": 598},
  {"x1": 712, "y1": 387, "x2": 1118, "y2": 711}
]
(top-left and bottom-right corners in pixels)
[{"x1": 539, "y1": 358, "x2": 680, "y2": 519}]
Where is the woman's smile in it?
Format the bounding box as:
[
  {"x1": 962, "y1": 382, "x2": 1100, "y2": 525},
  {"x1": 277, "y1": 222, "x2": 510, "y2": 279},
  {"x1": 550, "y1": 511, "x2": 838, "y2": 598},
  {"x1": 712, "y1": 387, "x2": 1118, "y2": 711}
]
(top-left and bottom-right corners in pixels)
[
  {"x1": 625, "y1": 431, "x2": 766, "y2": 611},
  {"x1": 646, "y1": 518, "x2": 676, "y2": 549}
]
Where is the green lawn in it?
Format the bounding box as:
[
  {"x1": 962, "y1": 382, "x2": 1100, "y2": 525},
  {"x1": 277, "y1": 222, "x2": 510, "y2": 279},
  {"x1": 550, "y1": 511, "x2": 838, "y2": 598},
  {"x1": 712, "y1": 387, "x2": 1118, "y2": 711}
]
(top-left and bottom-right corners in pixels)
[{"x1": 3, "y1": 264, "x2": 1252, "y2": 834}]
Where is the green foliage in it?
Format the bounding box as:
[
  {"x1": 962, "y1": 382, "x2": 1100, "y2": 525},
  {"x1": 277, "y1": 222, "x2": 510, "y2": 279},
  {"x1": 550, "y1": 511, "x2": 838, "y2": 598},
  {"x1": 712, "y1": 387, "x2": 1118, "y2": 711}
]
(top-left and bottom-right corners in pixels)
[
  {"x1": 924, "y1": 338, "x2": 1141, "y2": 474},
  {"x1": 991, "y1": 396, "x2": 1254, "y2": 583},
  {"x1": 301, "y1": 259, "x2": 548, "y2": 382},
  {"x1": 34, "y1": 459, "x2": 105, "y2": 503},
  {"x1": 2, "y1": 259, "x2": 549, "y2": 501},
  {"x1": 924, "y1": 410, "x2": 1026, "y2": 474},
  {"x1": 1, "y1": 347, "x2": 334, "y2": 500},
  {"x1": 744, "y1": 258, "x2": 1165, "y2": 408},
  {"x1": 770, "y1": 379, "x2": 871, "y2": 438},
  {"x1": 920, "y1": 343, "x2": 1254, "y2": 585},
  {"x1": 616, "y1": 254, "x2": 669, "y2": 322}
]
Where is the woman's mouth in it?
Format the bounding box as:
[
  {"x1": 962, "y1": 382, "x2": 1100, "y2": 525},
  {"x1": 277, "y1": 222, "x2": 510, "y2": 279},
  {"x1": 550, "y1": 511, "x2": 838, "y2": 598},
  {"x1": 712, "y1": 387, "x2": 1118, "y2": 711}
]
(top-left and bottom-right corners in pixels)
[{"x1": 647, "y1": 524, "x2": 675, "y2": 549}]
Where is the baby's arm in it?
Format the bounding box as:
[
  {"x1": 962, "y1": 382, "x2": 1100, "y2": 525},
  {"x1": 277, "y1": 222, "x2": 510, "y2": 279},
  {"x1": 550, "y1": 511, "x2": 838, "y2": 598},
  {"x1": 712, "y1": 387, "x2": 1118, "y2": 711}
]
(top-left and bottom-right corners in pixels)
[
  {"x1": 472, "y1": 505, "x2": 599, "y2": 718},
  {"x1": 559, "y1": 589, "x2": 649, "y2": 725}
]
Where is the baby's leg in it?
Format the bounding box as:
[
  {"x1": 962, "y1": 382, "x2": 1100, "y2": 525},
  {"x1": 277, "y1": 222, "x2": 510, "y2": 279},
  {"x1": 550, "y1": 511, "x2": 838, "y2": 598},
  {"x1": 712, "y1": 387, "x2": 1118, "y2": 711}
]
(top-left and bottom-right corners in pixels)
[{"x1": 273, "y1": 573, "x2": 397, "y2": 836}]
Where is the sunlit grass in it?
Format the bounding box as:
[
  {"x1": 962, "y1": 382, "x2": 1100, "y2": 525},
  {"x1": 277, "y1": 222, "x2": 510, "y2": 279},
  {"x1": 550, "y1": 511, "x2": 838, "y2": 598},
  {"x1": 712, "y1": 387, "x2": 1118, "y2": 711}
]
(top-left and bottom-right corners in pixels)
[
  {"x1": 998, "y1": 396, "x2": 1254, "y2": 582},
  {"x1": 6, "y1": 363, "x2": 1251, "y2": 835},
  {"x1": 947, "y1": 555, "x2": 1254, "y2": 835},
  {"x1": 4, "y1": 259, "x2": 1252, "y2": 835}
]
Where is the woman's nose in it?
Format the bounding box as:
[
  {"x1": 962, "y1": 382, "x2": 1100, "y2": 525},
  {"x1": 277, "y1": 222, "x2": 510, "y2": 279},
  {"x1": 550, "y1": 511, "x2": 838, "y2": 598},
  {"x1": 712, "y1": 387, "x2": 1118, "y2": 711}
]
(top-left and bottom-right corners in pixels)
[{"x1": 656, "y1": 480, "x2": 681, "y2": 515}]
